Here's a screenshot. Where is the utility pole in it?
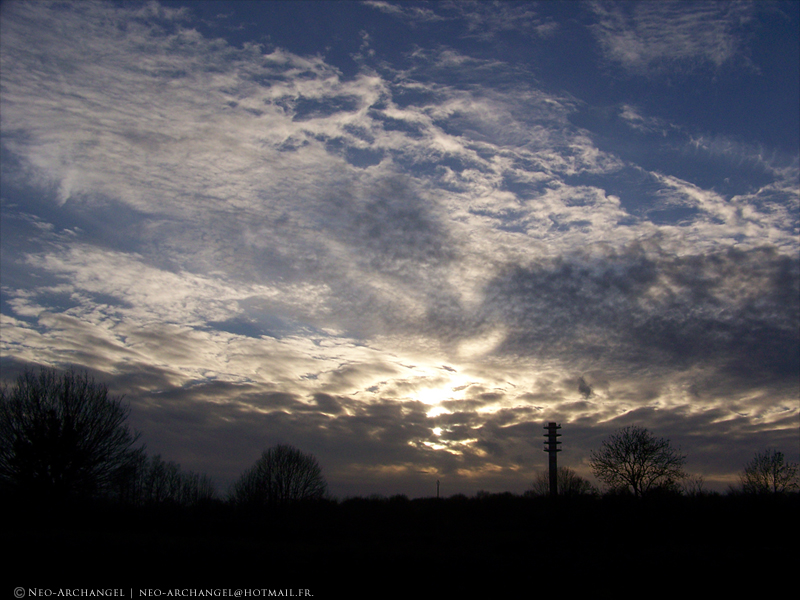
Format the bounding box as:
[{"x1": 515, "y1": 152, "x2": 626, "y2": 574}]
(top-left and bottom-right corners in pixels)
[{"x1": 544, "y1": 422, "x2": 562, "y2": 498}]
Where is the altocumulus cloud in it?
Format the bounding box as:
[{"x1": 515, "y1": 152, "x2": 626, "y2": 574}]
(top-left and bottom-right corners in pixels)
[{"x1": 1, "y1": 0, "x2": 797, "y2": 497}]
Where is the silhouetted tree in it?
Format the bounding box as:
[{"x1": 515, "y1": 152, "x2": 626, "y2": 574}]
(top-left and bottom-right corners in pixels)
[
  {"x1": 739, "y1": 449, "x2": 799, "y2": 494},
  {"x1": 230, "y1": 444, "x2": 327, "y2": 508},
  {"x1": 0, "y1": 366, "x2": 141, "y2": 500},
  {"x1": 119, "y1": 453, "x2": 216, "y2": 506},
  {"x1": 178, "y1": 467, "x2": 217, "y2": 506},
  {"x1": 590, "y1": 425, "x2": 686, "y2": 497},
  {"x1": 680, "y1": 473, "x2": 708, "y2": 497},
  {"x1": 528, "y1": 466, "x2": 598, "y2": 497}
]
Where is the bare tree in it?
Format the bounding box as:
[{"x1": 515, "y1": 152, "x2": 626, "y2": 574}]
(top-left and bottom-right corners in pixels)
[
  {"x1": 590, "y1": 425, "x2": 686, "y2": 497},
  {"x1": 528, "y1": 466, "x2": 598, "y2": 497},
  {"x1": 119, "y1": 453, "x2": 216, "y2": 506},
  {"x1": 0, "y1": 366, "x2": 141, "y2": 500},
  {"x1": 230, "y1": 444, "x2": 327, "y2": 508},
  {"x1": 739, "y1": 449, "x2": 799, "y2": 494},
  {"x1": 139, "y1": 454, "x2": 182, "y2": 504},
  {"x1": 179, "y1": 468, "x2": 217, "y2": 506},
  {"x1": 681, "y1": 473, "x2": 708, "y2": 497}
]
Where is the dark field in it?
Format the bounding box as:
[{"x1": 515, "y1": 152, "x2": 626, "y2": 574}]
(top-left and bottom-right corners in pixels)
[{"x1": 6, "y1": 492, "x2": 798, "y2": 595}]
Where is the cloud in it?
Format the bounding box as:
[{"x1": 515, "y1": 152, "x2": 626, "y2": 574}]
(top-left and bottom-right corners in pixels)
[
  {"x1": 363, "y1": 1, "x2": 446, "y2": 24},
  {"x1": 447, "y1": 0, "x2": 559, "y2": 41},
  {"x1": 364, "y1": 0, "x2": 557, "y2": 40},
  {"x1": 589, "y1": 1, "x2": 756, "y2": 75},
  {"x1": 482, "y1": 241, "x2": 799, "y2": 378},
  {"x1": 578, "y1": 377, "x2": 594, "y2": 399}
]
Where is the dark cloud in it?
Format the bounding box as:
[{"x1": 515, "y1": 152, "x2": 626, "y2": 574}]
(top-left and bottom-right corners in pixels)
[
  {"x1": 577, "y1": 376, "x2": 593, "y2": 398},
  {"x1": 482, "y1": 242, "x2": 799, "y2": 386},
  {"x1": 312, "y1": 392, "x2": 344, "y2": 415},
  {"x1": 482, "y1": 244, "x2": 658, "y2": 360},
  {"x1": 323, "y1": 175, "x2": 456, "y2": 275}
]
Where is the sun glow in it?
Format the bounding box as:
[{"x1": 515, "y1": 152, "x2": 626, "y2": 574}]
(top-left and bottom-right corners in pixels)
[
  {"x1": 416, "y1": 369, "x2": 473, "y2": 405},
  {"x1": 426, "y1": 405, "x2": 452, "y2": 418},
  {"x1": 417, "y1": 386, "x2": 447, "y2": 404},
  {"x1": 421, "y1": 433, "x2": 479, "y2": 456}
]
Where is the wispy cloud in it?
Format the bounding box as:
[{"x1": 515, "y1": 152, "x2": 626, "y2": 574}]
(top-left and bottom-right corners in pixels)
[
  {"x1": 589, "y1": 0, "x2": 756, "y2": 74},
  {"x1": 363, "y1": 1, "x2": 446, "y2": 24},
  {"x1": 365, "y1": 0, "x2": 558, "y2": 40}
]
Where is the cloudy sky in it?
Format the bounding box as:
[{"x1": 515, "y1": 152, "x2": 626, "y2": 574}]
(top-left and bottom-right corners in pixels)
[{"x1": 1, "y1": 0, "x2": 798, "y2": 498}]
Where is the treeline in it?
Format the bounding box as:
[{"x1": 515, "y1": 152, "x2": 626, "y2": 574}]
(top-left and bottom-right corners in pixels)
[
  {"x1": 5, "y1": 485, "x2": 798, "y2": 592},
  {"x1": 0, "y1": 366, "x2": 220, "y2": 507},
  {"x1": 3, "y1": 367, "x2": 797, "y2": 592},
  {"x1": 114, "y1": 452, "x2": 217, "y2": 507},
  {"x1": 2, "y1": 366, "x2": 798, "y2": 510}
]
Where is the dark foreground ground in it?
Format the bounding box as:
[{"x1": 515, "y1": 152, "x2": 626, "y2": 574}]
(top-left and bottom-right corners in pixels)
[{"x1": 5, "y1": 492, "x2": 798, "y2": 596}]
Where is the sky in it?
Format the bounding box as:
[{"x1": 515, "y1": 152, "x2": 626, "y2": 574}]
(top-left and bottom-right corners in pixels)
[{"x1": 1, "y1": 0, "x2": 798, "y2": 499}]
